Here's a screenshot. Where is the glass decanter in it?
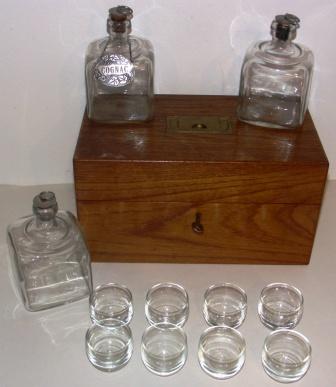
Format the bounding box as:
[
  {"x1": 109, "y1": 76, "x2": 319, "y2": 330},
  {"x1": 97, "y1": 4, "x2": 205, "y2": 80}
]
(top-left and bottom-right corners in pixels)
[
  {"x1": 237, "y1": 14, "x2": 314, "y2": 129},
  {"x1": 85, "y1": 6, "x2": 154, "y2": 123},
  {"x1": 7, "y1": 192, "x2": 92, "y2": 312}
]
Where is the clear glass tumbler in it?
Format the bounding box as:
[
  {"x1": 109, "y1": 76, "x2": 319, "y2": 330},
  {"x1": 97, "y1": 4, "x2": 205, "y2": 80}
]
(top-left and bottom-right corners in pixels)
[
  {"x1": 90, "y1": 283, "x2": 133, "y2": 327},
  {"x1": 262, "y1": 329, "x2": 312, "y2": 383},
  {"x1": 258, "y1": 283, "x2": 303, "y2": 330},
  {"x1": 141, "y1": 323, "x2": 188, "y2": 376},
  {"x1": 145, "y1": 283, "x2": 189, "y2": 327},
  {"x1": 203, "y1": 284, "x2": 247, "y2": 328},
  {"x1": 198, "y1": 326, "x2": 246, "y2": 379},
  {"x1": 85, "y1": 324, "x2": 133, "y2": 372}
]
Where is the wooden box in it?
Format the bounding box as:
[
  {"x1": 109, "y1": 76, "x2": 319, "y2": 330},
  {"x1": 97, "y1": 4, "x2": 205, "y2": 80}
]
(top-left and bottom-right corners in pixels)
[{"x1": 73, "y1": 95, "x2": 328, "y2": 264}]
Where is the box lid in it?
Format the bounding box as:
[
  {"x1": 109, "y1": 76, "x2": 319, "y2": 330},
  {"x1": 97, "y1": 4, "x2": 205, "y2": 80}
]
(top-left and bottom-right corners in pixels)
[
  {"x1": 74, "y1": 95, "x2": 328, "y2": 204},
  {"x1": 74, "y1": 95, "x2": 328, "y2": 164}
]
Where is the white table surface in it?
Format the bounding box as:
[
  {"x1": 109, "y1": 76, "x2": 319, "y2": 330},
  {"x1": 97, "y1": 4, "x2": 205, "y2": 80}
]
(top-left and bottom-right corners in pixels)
[{"x1": 0, "y1": 182, "x2": 335, "y2": 387}]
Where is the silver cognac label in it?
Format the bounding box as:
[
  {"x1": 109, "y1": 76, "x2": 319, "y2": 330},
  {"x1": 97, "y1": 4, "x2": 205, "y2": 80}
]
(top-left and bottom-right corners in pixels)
[{"x1": 94, "y1": 54, "x2": 134, "y2": 87}]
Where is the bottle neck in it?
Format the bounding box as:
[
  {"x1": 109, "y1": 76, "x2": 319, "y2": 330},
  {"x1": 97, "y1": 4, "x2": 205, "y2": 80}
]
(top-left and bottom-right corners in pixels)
[
  {"x1": 266, "y1": 35, "x2": 298, "y2": 57},
  {"x1": 28, "y1": 210, "x2": 68, "y2": 243},
  {"x1": 107, "y1": 20, "x2": 131, "y2": 40},
  {"x1": 34, "y1": 216, "x2": 57, "y2": 230},
  {"x1": 29, "y1": 191, "x2": 68, "y2": 242},
  {"x1": 270, "y1": 22, "x2": 297, "y2": 46},
  {"x1": 271, "y1": 35, "x2": 293, "y2": 47},
  {"x1": 108, "y1": 30, "x2": 130, "y2": 43},
  {"x1": 33, "y1": 206, "x2": 58, "y2": 230}
]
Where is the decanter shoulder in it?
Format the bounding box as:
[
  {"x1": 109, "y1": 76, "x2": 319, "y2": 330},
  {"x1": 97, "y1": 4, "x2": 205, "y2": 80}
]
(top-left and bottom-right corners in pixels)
[
  {"x1": 86, "y1": 35, "x2": 153, "y2": 64},
  {"x1": 52, "y1": 210, "x2": 85, "y2": 241},
  {"x1": 7, "y1": 210, "x2": 83, "y2": 254},
  {"x1": 130, "y1": 35, "x2": 153, "y2": 53},
  {"x1": 241, "y1": 41, "x2": 264, "y2": 62},
  {"x1": 129, "y1": 35, "x2": 154, "y2": 62},
  {"x1": 242, "y1": 40, "x2": 314, "y2": 69},
  {"x1": 86, "y1": 37, "x2": 109, "y2": 63},
  {"x1": 7, "y1": 215, "x2": 32, "y2": 240},
  {"x1": 61, "y1": 210, "x2": 86, "y2": 238},
  {"x1": 295, "y1": 43, "x2": 314, "y2": 68},
  {"x1": 240, "y1": 41, "x2": 265, "y2": 73}
]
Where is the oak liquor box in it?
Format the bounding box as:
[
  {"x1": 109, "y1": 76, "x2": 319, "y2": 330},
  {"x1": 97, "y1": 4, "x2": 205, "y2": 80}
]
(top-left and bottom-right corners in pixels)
[{"x1": 73, "y1": 95, "x2": 328, "y2": 264}]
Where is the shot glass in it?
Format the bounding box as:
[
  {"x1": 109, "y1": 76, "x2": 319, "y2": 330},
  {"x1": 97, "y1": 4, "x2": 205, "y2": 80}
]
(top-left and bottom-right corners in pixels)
[
  {"x1": 141, "y1": 323, "x2": 188, "y2": 376},
  {"x1": 203, "y1": 283, "x2": 247, "y2": 328},
  {"x1": 145, "y1": 283, "x2": 189, "y2": 327},
  {"x1": 90, "y1": 283, "x2": 133, "y2": 327},
  {"x1": 198, "y1": 326, "x2": 246, "y2": 379},
  {"x1": 85, "y1": 324, "x2": 133, "y2": 372},
  {"x1": 262, "y1": 329, "x2": 312, "y2": 383},
  {"x1": 258, "y1": 283, "x2": 303, "y2": 330}
]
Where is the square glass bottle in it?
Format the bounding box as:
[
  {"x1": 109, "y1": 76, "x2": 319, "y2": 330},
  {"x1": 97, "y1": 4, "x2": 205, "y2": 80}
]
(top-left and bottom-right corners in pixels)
[
  {"x1": 7, "y1": 192, "x2": 92, "y2": 311},
  {"x1": 85, "y1": 6, "x2": 154, "y2": 123},
  {"x1": 237, "y1": 14, "x2": 314, "y2": 129}
]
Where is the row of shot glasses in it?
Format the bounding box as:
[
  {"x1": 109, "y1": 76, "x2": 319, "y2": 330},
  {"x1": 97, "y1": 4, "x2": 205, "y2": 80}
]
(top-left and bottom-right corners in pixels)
[{"x1": 85, "y1": 282, "x2": 311, "y2": 382}]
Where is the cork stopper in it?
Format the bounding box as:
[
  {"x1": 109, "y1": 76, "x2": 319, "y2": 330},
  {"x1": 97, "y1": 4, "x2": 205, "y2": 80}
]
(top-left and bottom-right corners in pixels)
[
  {"x1": 108, "y1": 6, "x2": 133, "y2": 33},
  {"x1": 33, "y1": 191, "x2": 58, "y2": 221},
  {"x1": 271, "y1": 14, "x2": 300, "y2": 41}
]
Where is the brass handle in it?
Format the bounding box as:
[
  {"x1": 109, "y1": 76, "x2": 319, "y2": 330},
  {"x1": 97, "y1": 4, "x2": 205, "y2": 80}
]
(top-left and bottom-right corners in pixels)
[
  {"x1": 192, "y1": 212, "x2": 204, "y2": 234},
  {"x1": 167, "y1": 116, "x2": 233, "y2": 133}
]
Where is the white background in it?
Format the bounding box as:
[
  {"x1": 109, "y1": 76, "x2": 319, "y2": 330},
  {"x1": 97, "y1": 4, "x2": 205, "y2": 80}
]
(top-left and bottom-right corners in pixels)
[{"x1": 1, "y1": 0, "x2": 335, "y2": 185}]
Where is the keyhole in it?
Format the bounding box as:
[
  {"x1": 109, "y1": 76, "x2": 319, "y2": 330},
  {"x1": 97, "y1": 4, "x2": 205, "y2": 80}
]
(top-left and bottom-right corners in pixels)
[
  {"x1": 192, "y1": 123, "x2": 207, "y2": 129},
  {"x1": 192, "y1": 212, "x2": 204, "y2": 234}
]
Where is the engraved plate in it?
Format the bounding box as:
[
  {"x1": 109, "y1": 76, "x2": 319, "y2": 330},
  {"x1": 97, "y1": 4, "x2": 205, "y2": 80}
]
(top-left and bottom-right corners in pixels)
[
  {"x1": 94, "y1": 54, "x2": 134, "y2": 87},
  {"x1": 167, "y1": 116, "x2": 233, "y2": 134}
]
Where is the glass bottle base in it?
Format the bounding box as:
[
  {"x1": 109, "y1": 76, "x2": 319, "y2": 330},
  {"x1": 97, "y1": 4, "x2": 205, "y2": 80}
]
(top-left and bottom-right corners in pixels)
[
  {"x1": 238, "y1": 117, "x2": 298, "y2": 130},
  {"x1": 237, "y1": 94, "x2": 303, "y2": 129},
  {"x1": 23, "y1": 261, "x2": 91, "y2": 311},
  {"x1": 88, "y1": 94, "x2": 153, "y2": 124}
]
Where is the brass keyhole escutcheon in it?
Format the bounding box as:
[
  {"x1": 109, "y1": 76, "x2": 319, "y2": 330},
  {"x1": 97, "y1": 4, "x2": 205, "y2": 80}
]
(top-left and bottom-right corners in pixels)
[
  {"x1": 167, "y1": 116, "x2": 233, "y2": 133},
  {"x1": 192, "y1": 123, "x2": 207, "y2": 130},
  {"x1": 192, "y1": 212, "x2": 204, "y2": 234}
]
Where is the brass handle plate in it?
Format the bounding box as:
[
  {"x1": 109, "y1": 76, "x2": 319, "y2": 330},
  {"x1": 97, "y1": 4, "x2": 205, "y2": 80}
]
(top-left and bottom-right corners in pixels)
[{"x1": 167, "y1": 116, "x2": 233, "y2": 134}]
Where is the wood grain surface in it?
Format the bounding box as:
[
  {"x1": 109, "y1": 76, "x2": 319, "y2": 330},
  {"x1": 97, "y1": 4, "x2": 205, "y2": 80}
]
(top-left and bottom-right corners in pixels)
[
  {"x1": 78, "y1": 201, "x2": 319, "y2": 264},
  {"x1": 74, "y1": 162, "x2": 327, "y2": 204},
  {"x1": 74, "y1": 95, "x2": 328, "y2": 264},
  {"x1": 74, "y1": 95, "x2": 328, "y2": 163}
]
